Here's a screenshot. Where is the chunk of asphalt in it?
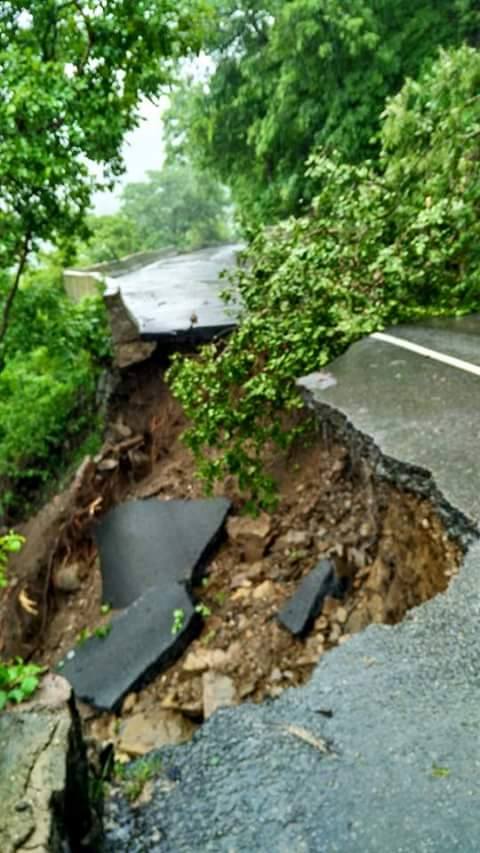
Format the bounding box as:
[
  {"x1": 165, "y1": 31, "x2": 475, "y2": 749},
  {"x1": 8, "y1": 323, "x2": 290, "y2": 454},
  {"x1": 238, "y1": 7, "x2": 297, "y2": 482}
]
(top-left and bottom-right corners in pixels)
[
  {"x1": 95, "y1": 497, "x2": 231, "y2": 608},
  {"x1": 60, "y1": 582, "x2": 199, "y2": 711},
  {"x1": 278, "y1": 559, "x2": 340, "y2": 636}
]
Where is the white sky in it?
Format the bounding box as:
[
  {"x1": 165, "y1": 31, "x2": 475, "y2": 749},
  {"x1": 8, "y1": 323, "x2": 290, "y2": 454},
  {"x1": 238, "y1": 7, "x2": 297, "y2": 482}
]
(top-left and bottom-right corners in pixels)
[
  {"x1": 92, "y1": 56, "x2": 213, "y2": 216},
  {"x1": 92, "y1": 96, "x2": 169, "y2": 215}
]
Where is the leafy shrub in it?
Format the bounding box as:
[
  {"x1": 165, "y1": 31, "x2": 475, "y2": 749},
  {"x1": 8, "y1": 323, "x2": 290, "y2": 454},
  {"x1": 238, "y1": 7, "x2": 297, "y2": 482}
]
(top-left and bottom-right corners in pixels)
[
  {"x1": 0, "y1": 260, "x2": 111, "y2": 517},
  {"x1": 169, "y1": 46, "x2": 480, "y2": 506},
  {"x1": 0, "y1": 534, "x2": 43, "y2": 710},
  {"x1": 0, "y1": 659, "x2": 44, "y2": 711}
]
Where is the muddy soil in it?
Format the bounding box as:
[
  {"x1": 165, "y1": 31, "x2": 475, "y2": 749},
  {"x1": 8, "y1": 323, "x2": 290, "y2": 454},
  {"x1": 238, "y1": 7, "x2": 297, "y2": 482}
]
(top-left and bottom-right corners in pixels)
[{"x1": 1, "y1": 352, "x2": 462, "y2": 757}]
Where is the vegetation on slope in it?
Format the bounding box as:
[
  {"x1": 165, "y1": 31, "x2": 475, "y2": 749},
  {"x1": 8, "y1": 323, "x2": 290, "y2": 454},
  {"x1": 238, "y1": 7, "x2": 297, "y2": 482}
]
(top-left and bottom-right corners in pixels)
[{"x1": 169, "y1": 46, "x2": 480, "y2": 505}]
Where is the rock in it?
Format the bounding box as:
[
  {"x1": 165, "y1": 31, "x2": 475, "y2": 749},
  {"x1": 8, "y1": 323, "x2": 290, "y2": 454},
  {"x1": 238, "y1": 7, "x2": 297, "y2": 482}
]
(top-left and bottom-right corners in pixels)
[
  {"x1": 273, "y1": 530, "x2": 312, "y2": 552},
  {"x1": 328, "y1": 624, "x2": 342, "y2": 644},
  {"x1": 183, "y1": 648, "x2": 230, "y2": 673},
  {"x1": 202, "y1": 672, "x2": 237, "y2": 719},
  {"x1": 226, "y1": 513, "x2": 272, "y2": 561},
  {"x1": 345, "y1": 606, "x2": 371, "y2": 634},
  {"x1": 121, "y1": 692, "x2": 138, "y2": 714},
  {"x1": 252, "y1": 580, "x2": 276, "y2": 600},
  {"x1": 53, "y1": 562, "x2": 82, "y2": 593},
  {"x1": 335, "y1": 606, "x2": 348, "y2": 624},
  {"x1": 277, "y1": 560, "x2": 337, "y2": 637},
  {"x1": 230, "y1": 573, "x2": 252, "y2": 589},
  {"x1": 0, "y1": 675, "x2": 96, "y2": 853},
  {"x1": 160, "y1": 692, "x2": 203, "y2": 718},
  {"x1": 111, "y1": 419, "x2": 133, "y2": 440},
  {"x1": 231, "y1": 587, "x2": 252, "y2": 601},
  {"x1": 366, "y1": 592, "x2": 386, "y2": 623},
  {"x1": 118, "y1": 710, "x2": 197, "y2": 757},
  {"x1": 97, "y1": 457, "x2": 119, "y2": 472},
  {"x1": 321, "y1": 595, "x2": 340, "y2": 618},
  {"x1": 246, "y1": 561, "x2": 265, "y2": 579}
]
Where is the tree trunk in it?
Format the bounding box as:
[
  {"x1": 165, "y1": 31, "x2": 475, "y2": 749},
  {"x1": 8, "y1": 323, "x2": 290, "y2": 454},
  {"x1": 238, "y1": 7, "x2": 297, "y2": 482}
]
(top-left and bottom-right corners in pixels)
[{"x1": 0, "y1": 236, "x2": 31, "y2": 346}]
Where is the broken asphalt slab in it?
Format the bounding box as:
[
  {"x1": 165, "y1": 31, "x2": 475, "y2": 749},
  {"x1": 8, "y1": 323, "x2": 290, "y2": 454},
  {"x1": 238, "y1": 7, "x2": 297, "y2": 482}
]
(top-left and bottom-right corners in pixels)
[
  {"x1": 60, "y1": 581, "x2": 199, "y2": 712},
  {"x1": 61, "y1": 497, "x2": 231, "y2": 710},
  {"x1": 96, "y1": 497, "x2": 231, "y2": 608},
  {"x1": 103, "y1": 316, "x2": 480, "y2": 852},
  {"x1": 109, "y1": 244, "x2": 243, "y2": 343},
  {"x1": 278, "y1": 558, "x2": 343, "y2": 636}
]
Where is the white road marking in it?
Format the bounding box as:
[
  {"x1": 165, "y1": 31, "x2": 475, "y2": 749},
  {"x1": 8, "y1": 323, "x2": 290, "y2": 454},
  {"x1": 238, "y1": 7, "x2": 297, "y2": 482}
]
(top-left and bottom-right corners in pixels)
[{"x1": 371, "y1": 331, "x2": 480, "y2": 378}]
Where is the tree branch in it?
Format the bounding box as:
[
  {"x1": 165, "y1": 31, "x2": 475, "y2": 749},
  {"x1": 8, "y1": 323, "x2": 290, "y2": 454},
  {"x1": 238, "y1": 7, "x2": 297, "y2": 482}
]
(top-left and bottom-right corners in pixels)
[{"x1": 0, "y1": 235, "x2": 31, "y2": 347}]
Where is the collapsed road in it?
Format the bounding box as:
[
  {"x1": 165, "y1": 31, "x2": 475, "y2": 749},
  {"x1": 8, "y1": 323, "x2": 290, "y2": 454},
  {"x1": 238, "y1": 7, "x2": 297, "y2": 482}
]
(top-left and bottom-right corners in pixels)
[
  {"x1": 105, "y1": 243, "x2": 243, "y2": 343},
  {"x1": 102, "y1": 314, "x2": 480, "y2": 853}
]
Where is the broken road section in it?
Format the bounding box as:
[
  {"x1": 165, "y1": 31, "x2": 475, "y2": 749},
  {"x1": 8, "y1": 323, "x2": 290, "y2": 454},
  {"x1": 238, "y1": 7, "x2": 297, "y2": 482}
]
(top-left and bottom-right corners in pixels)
[{"x1": 61, "y1": 497, "x2": 231, "y2": 710}]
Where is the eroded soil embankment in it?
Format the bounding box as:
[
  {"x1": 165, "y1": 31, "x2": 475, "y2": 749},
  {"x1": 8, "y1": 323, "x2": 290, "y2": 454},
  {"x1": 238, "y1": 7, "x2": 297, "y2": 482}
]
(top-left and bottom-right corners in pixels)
[{"x1": 0, "y1": 351, "x2": 468, "y2": 756}]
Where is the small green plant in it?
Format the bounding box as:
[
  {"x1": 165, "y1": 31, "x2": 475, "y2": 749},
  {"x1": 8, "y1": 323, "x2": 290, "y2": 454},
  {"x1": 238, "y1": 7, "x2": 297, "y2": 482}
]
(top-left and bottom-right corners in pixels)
[
  {"x1": 76, "y1": 627, "x2": 92, "y2": 646},
  {"x1": 114, "y1": 755, "x2": 163, "y2": 802},
  {"x1": 171, "y1": 608, "x2": 186, "y2": 635},
  {"x1": 201, "y1": 629, "x2": 217, "y2": 646},
  {"x1": 431, "y1": 764, "x2": 450, "y2": 778},
  {"x1": 0, "y1": 531, "x2": 25, "y2": 588},
  {"x1": 100, "y1": 603, "x2": 112, "y2": 615},
  {"x1": 195, "y1": 602, "x2": 212, "y2": 619},
  {"x1": 213, "y1": 591, "x2": 226, "y2": 607},
  {"x1": 77, "y1": 623, "x2": 111, "y2": 645},
  {"x1": 0, "y1": 659, "x2": 45, "y2": 711}
]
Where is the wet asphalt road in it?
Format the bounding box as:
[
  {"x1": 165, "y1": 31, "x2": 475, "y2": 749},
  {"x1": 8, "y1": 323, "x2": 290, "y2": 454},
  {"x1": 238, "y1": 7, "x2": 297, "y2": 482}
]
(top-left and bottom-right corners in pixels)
[{"x1": 109, "y1": 244, "x2": 243, "y2": 341}]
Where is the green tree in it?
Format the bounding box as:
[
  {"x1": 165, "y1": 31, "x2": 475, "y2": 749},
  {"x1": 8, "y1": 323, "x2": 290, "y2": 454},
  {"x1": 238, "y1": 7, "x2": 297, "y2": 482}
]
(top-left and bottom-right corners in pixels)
[
  {"x1": 166, "y1": 0, "x2": 480, "y2": 226},
  {"x1": 169, "y1": 45, "x2": 480, "y2": 505},
  {"x1": 78, "y1": 213, "x2": 142, "y2": 265},
  {"x1": 0, "y1": 0, "x2": 204, "y2": 344},
  {"x1": 121, "y1": 162, "x2": 232, "y2": 250}
]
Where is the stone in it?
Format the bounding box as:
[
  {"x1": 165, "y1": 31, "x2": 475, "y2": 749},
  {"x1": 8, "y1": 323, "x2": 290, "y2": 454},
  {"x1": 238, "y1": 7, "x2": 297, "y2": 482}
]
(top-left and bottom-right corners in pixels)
[
  {"x1": 246, "y1": 561, "x2": 265, "y2": 579},
  {"x1": 111, "y1": 419, "x2": 133, "y2": 440},
  {"x1": 95, "y1": 497, "x2": 231, "y2": 608},
  {"x1": 97, "y1": 457, "x2": 119, "y2": 472},
  {"x1": 183, "y1": 648, "x2": 230, "y2": 673},
  {"x1": 345, "y1": 606, "x2": 371, "y2": 634},
  {"x1": 273, "y1": 530, "x2": 312, "y2": 551},
  {"x1": 121, "y1": 693, "x2": 137, "y2": 714},
  {"x1": 230, "y1": 573, "x2": 252, "y2": 589},
  {"x1": 60, "y1": 582, "x2": 200, "y2": 711},
  {"x1": 277, "y1": 559, "x2": 338, "y2": 637},
  {"x1": 252, "y1": 580, "x2": 276, "y2": 600},
  {"x1": 53, "y1": 562, "x2": 82, "y2": 593},
  {"x1": 231, "y1": 587, "x2": 252, "y2": 601},
  {"x1": 202, "y1": 672, "x2": 237, "y2": 719},
  {"x1": 226, "y1": 513, "x2": 272, "y2": 561},
  {"x1": 0, "y1": 675, "x2": 96, "y2": 853},
  {"x1": 118, "y1": 710, "x2": 197, "y2": 757}
]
